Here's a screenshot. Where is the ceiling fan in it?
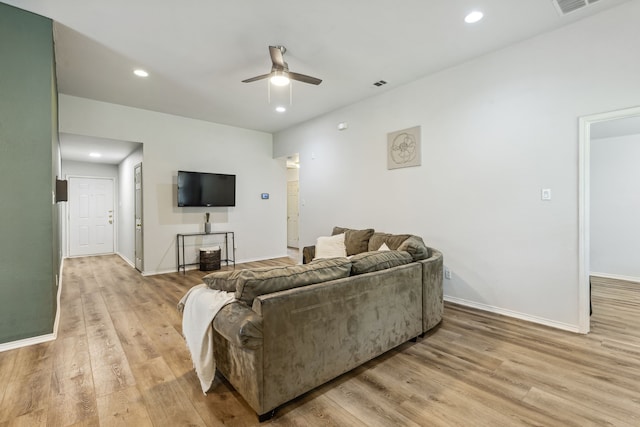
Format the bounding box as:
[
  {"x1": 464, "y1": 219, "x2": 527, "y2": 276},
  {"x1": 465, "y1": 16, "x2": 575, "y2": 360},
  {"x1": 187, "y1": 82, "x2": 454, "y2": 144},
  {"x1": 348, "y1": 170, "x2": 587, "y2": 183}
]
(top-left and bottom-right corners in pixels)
[{"x1": 242, "y1": 46, "x2": 322, "y2": 86}]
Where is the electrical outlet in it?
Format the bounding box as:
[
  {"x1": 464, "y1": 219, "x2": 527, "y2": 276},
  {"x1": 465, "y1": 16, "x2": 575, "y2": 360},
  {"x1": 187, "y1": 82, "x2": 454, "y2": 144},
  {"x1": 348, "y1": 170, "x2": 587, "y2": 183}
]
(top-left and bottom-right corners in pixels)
[{"x1": 444, "y1": 268, "x2": 452, "y2": 279}]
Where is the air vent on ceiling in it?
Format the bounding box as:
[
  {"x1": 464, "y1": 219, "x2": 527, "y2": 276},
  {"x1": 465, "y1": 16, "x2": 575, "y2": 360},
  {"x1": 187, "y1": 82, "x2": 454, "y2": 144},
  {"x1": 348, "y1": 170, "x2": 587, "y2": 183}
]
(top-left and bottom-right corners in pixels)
[
  {"x1": 553, "y1": 0, "x2": 601, "y2": 16},
  {"x1": 373, "y1": 80, "x2": 387, "y2": 87}
]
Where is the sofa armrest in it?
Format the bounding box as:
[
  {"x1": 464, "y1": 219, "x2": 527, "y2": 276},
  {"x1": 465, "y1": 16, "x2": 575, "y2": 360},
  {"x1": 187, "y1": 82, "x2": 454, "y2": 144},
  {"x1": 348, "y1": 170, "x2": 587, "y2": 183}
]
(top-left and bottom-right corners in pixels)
[
  {"x1": 212, "y1": 301, "x2": 263, "y2": 349},
  {"x1": 302, "y1": 245, "x2": 315, "y2": 264},
  {"x1": 419, "y1": 248, "x2": 444, "y2": 332}
]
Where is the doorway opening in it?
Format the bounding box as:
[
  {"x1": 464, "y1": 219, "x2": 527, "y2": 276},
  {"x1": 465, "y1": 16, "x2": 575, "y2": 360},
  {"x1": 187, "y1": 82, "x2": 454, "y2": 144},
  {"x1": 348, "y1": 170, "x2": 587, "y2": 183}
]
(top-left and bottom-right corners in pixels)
[
  {"x1": 578, "y1": 105, "x2": 640, "y2": 333},
  {"x1": 60, "y1": 133, "x2": 143, "y2": 269}
]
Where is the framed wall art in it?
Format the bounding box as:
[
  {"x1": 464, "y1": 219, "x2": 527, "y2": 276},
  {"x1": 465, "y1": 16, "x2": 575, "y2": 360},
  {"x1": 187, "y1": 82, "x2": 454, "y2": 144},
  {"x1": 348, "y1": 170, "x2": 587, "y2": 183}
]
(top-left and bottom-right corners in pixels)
[{"x1": 387, "y1": 126, "x2": 421, "y2": 169}]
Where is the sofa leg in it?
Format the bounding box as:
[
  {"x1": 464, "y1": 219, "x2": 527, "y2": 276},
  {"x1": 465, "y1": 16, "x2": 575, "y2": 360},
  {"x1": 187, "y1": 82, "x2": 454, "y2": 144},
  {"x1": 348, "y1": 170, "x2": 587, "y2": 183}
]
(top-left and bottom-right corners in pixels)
[
  {"x1": 410, "y1": 336, "x2": 418, "y2": 343},
  {"x1": 258, "y1": 409, "x2": 276, "y2": 422}
]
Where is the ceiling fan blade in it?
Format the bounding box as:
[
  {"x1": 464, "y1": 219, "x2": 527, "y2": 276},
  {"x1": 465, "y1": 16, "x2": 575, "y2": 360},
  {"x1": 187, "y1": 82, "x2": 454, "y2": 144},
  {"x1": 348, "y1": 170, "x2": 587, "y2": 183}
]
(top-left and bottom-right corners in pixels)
[
  {"x1": 289, "y1": 72, "x2": 322, "y2": 85},
  {"x1": 269, "y1": 46, "x2": 286, "y2": 67},
  {"x1": 242, "y1": 73, "x2": 270, "y2": 83}
]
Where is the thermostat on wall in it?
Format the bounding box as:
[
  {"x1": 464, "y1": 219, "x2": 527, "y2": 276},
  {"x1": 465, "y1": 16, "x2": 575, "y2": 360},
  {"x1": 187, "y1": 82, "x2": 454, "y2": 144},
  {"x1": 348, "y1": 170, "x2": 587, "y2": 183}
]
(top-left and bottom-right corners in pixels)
[{"x1": 261, "y1": 193, "x2": 269, "y2": 199}]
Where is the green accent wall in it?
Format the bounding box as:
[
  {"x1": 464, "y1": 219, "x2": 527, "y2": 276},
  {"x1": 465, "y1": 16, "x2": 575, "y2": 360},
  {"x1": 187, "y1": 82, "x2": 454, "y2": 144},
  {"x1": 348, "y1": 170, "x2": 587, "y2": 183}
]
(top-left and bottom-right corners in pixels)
[{"x1": 0, "y1": 3, "x2": 59, "y2": 344}]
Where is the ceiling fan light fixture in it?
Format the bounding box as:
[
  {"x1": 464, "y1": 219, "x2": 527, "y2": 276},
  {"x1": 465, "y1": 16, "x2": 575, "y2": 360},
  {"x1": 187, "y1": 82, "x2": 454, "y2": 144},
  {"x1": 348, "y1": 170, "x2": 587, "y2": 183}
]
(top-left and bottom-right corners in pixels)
[{"x1": 270, "y1": 70, "x2": 290, "y2": 86}]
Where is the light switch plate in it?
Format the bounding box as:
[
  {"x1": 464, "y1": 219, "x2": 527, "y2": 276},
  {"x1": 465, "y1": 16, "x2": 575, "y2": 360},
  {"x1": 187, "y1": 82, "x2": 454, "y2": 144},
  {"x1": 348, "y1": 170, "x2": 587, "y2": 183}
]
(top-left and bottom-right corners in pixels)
[{"x1": 541, "y1": 188, "x2": 552, "y2": 201}]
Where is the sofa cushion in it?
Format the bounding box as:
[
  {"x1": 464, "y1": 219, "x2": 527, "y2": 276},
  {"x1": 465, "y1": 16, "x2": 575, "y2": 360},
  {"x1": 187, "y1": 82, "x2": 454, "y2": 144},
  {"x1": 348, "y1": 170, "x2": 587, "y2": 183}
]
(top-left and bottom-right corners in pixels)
[
  {"x1": 202, "y1": 270, "x2": 236, "y2": 292},
  {"x1": 332, "y1": 227, "x2": 375, "y2": 256},
  {"x1": 397, "y1": 235, "x2": 430, "y2": 261},
  {"x1": 314, "y1": 233, "x2": 347, "y2": 259},
  {"x1": 368, "y1": 233, "x2": 411, "y2": 251},
  {"x1": 350, "y1": 250, "x2": 413, "y2": 275},
  {"x1": 234, "y1": 257, "x2": 352, "y2": 305}
]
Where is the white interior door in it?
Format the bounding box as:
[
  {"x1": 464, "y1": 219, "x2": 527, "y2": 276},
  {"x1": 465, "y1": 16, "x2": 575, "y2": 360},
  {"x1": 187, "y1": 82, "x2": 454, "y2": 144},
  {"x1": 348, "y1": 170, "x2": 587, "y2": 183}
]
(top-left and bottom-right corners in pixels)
[
  {"x1": 69, "y1": 177, "x2": 115, "y2": 256},
  {"x1": 287, "y1": 180, "x2": 299, "y2": 248}
]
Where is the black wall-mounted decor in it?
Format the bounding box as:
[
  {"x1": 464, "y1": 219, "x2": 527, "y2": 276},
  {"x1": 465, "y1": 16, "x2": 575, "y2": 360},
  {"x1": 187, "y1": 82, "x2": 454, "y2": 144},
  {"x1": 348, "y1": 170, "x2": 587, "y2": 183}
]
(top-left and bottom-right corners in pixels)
[{"x1": 56, "y1": 179, "x2": 68, "y2": 202}]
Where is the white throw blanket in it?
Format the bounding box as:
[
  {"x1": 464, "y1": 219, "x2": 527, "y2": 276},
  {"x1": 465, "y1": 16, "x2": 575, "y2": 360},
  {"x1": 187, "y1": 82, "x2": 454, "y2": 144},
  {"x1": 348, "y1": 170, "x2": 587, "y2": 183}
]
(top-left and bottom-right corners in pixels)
[{"x1": 178, "y1": 284, "x2": 235, "y2": 394}]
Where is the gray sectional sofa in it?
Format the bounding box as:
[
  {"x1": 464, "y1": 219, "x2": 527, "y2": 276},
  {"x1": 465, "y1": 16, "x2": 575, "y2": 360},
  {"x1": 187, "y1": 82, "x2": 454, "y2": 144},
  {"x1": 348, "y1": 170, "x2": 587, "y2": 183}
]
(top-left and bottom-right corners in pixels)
[{"x1": 203, "y1": 227, "x2": 443, "y2": 421}]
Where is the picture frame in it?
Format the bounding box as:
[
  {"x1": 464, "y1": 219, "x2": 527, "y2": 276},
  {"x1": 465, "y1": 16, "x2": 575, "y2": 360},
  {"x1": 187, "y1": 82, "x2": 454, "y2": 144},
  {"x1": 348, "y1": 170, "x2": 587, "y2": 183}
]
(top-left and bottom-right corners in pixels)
[{"x1": 387, "y1": 126, "x2": 421, "y2": 169}]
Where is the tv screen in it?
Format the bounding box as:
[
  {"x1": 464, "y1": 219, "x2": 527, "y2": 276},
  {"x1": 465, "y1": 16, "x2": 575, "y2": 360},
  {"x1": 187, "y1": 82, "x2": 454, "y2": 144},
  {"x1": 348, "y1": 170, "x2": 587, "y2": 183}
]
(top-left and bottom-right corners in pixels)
[{"x1": 177, "y1": 170, "x2": 236, "y2": 207}]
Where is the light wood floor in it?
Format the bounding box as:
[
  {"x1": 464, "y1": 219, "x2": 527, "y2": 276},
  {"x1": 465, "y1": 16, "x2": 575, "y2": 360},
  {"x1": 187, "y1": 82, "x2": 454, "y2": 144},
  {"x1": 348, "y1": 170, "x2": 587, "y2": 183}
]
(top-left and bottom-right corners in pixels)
[{"x1": 1, "y1": 257, "x2": 639, "y2": 426}]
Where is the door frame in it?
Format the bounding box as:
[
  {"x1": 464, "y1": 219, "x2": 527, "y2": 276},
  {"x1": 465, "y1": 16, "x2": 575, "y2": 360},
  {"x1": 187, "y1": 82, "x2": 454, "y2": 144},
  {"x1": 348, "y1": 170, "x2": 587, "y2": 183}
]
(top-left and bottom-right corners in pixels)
[
  {"x1": 66, "y1": 175, "x2": 117, "y2": 257},
  {"x1": 578, "y1": 105, "x2": 640, "y2": 334},
  {"x1": 134, "y1": 162, "x2": 143, "y2": 272}
]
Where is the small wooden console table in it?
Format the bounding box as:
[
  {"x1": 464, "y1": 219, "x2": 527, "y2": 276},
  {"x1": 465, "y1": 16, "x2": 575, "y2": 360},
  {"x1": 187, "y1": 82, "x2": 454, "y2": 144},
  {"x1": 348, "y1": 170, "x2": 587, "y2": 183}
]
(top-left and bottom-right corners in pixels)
[{"x1": 176, "y1": 231, "x2": 235, "y2": 273}]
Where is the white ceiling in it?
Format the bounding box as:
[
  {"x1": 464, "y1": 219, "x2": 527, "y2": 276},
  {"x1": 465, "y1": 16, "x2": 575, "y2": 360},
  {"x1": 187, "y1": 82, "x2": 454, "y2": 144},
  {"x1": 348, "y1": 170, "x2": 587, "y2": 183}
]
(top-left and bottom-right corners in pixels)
[
  {"x1": 4, "y1": 0, "x2": 633, "y2": 142},
  {"x1": 591, "y1": 115, "x2": 640, "y2": 139},
  {"x1": 59, "y1": 133, "x2": 141, "y2": 164}
]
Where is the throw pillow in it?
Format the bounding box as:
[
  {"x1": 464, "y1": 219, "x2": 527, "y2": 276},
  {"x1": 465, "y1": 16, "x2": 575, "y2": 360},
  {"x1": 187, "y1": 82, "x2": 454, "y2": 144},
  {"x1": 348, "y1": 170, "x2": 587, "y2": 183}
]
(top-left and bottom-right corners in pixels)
[
  {"x1": 397, "y1": 235, "x2": 430, "y2": 261},
  {"x1": 350, "y1": 250, "x2": 413, "y2": 275},
  {"x1": 202, "y1": 270, "x2": 236, "y2": 292},
  {"x1": 368, "y1": 233, "x2": 411, "y2": 251},
  {"x1": 378, "y1": 242, "x2": 391, "y2": 251},
  {"x1": 314, "y1": 233, "x2": 347, "y2": 259},
  {"x1": 235, "y1": 257, "x2": 352, "y2": 305},
  {"x1": 332, "y1": 226, "x2": 375, "y2": 256}
]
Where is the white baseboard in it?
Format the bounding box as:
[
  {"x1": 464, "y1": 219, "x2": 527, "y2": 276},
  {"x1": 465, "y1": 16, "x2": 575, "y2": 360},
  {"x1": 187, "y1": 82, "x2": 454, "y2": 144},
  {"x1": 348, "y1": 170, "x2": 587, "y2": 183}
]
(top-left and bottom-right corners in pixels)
[
  {"x1": 0, "y1": 333, "x2": 57, "y2": 353},
  {"x1": 444, "y1": 295, "x2": 581, "y2": 334},
  {"x1": 52, "y1": 258, "x2": 64, "y2": 338},
  {"x1": 236, "y1": 254, "x2": 290, "y2": 264},
  {"x1": 143, "y1": 267, "x2": 187, "y2": 276},
  {"x1": 590, "y1": 272, "x2": 640, "y2": 284},
  {"x1": 117, "y1": 252, "x2": 136, "y2": 269}
]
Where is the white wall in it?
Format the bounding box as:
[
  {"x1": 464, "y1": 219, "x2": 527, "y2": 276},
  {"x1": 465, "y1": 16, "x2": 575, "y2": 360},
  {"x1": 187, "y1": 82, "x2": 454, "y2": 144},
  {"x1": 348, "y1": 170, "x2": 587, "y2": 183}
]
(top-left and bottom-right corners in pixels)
[
  {"x1": 590, "y1": 133, "x2": 640, "y2": 280},
  {"x1": 61, "y1": 159, "x2": 119, "y2": 258},
  {"x1": 274, "y1": 1, "x2": 640, "y2": 331},
  {"x1": 59, "y1": 95, "x2": 287, "y2": 274},
  {"x1": 118, "y1": 147, "x2": 143, "y2": 267}
]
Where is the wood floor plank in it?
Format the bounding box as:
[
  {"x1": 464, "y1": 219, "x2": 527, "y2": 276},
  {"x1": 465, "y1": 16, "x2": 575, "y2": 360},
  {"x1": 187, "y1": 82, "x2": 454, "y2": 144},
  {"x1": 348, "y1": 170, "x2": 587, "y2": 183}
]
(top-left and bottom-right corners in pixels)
[
  {"x1": 522, "y1": 386, "x2": 636, "y2": 427},
  {"x1": 3, "y1": 256, "x2": 640, "y2": 426},
  {"x1": 130, "y1": 357, "x2": 206, "y2": 426},
  {"x1": 172, "y1": 369, "x2": 267, "y2": 427},
  {"x1": 96, "y1": 386, "x2": 153, "y2": 427},
  {"x1": 47, "y1": 353, "x2": 97, "y2": 426},
  {"x1": 0, "y1": 407, "x2": 47, "y2": 427},
  {"x1": 135, "y1": 300, "x2": 194, "y2": 378},
  {"x1": 82, "y1": 293, "x2": 137, "y2": 398},
  {"x1": 270, "y1": 388, "x2": 369, "y2": 427},
  {"x1": 0, "y1": 350, "x2": 16, "y2": 412},
  {"x1": 56, "y1": 293, "x2": 86, "y2": 338},
  {"x1": 0, "y1": 367, "x2": 52, "y2": 422},
  {"x1": 109, "y1": 308, "x2": 160, "y2": 367}
]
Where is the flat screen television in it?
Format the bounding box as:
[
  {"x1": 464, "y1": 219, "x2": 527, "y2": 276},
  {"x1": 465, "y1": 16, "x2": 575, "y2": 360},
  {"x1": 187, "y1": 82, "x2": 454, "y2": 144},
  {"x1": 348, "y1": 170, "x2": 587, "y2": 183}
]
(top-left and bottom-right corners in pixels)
[{"x1": 177, "y1": 170, "x2": 236, "y2": 207}]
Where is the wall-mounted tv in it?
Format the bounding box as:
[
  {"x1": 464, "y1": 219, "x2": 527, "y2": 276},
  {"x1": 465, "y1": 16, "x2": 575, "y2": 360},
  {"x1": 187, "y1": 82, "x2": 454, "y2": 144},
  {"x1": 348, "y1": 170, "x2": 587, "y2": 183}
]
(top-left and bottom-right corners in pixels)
[{"x1": 177, "y1": 170, "x2": 236, "y2": 207}]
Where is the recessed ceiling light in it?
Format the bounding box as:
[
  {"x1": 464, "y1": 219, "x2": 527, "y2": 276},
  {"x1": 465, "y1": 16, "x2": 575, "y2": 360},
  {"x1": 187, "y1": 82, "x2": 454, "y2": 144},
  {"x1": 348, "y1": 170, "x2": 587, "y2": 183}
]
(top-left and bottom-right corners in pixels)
[
  {"x1": 464, "y1": 10, "x2": 484, "y2": 24},
  {"x1": 275, "y1": 106, "x2": 287, "y2": 113},
  {"x1": 89, "y1": 152, "x2": 102, "y2": 158},
  {"x1": 133, "y1": 69, "x2": 149, "y2": 77}
]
